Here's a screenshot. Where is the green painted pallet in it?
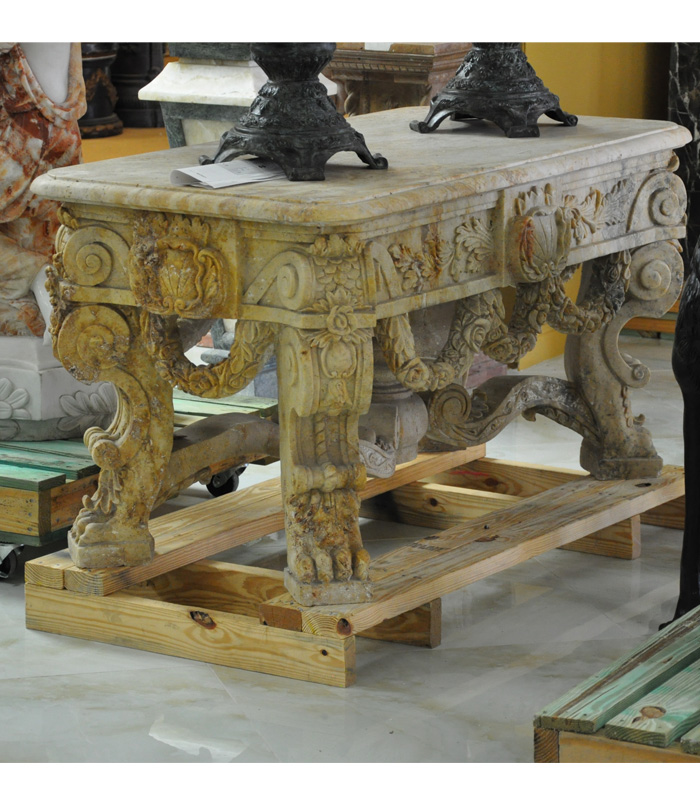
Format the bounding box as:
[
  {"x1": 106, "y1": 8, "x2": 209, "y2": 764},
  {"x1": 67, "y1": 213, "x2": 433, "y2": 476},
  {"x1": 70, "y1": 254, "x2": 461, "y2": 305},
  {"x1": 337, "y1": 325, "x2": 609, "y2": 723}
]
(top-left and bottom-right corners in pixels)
[
  {"x1": 534, "y1": 605, "x2": 700, "y2": 762},
  {"x1": 0, "y1": 392, "x2": 277, "y2": 548}
]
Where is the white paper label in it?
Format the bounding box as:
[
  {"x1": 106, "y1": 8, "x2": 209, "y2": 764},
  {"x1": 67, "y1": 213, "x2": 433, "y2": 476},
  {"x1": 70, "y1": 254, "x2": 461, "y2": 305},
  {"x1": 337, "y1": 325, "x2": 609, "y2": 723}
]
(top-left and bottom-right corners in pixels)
[{"x1": 170, "y1": 158, "x2": 285, "y2": 189}]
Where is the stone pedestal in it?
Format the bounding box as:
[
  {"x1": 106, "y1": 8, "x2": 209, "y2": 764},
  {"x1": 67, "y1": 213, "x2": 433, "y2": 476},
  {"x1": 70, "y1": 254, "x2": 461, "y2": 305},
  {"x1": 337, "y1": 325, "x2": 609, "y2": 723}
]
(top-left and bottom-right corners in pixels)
[
  {"x1": 139, "y1": 43, "x2": 337, "y2": 148},
  {"x1": 0, "y1": 337, "x2": 116, "y2": 441}
]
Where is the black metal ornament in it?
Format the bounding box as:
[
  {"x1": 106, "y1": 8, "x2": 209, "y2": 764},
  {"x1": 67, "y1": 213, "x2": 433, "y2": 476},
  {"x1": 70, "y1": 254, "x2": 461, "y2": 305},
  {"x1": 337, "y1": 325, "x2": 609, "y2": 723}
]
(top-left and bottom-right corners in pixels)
[
  {"x1": 200, "y1": 42, "x2": 388, "y2": 181},
  {"x1": 410, "y1": 43, "x2": 578, "y2": 138}
]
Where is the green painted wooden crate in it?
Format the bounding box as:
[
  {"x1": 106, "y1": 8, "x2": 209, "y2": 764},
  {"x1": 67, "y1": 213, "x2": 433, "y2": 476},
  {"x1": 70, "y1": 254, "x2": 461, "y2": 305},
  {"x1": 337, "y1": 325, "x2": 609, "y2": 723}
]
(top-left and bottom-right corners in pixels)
[
  {"x1": 535, "y1": 605, "x2": 700, "y2": 762},
  {"x1": 0, "y1": 391, "x2": 277, "y2": 548}
]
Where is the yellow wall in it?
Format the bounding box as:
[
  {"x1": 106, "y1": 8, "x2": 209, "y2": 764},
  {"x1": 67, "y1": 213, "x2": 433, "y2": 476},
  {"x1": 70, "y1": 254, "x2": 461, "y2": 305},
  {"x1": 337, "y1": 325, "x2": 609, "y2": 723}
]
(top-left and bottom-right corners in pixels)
[
  {"x1": 517, "y1": 43, "x2": 670, "y2": 367},
  {"x1": 524, "y1": 43, "x2": 670, "y2": 121}
]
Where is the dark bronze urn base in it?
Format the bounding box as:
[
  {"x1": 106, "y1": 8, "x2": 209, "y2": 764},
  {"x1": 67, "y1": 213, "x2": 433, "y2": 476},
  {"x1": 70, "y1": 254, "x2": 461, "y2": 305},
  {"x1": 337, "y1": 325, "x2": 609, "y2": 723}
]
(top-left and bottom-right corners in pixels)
[
  {"x1": 201, "y1": 43, "x2": 388, "y2": 181},
  {"x1": 410, "y1": 43, "x2": 577, "y2": 138}
]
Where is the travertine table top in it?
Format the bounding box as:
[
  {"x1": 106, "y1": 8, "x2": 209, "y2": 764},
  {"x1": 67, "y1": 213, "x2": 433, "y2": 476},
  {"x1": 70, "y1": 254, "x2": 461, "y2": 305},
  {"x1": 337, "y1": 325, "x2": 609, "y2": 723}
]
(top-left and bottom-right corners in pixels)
[{"x1": 32, "y1": 109, "x2": 691, "y2": 227}]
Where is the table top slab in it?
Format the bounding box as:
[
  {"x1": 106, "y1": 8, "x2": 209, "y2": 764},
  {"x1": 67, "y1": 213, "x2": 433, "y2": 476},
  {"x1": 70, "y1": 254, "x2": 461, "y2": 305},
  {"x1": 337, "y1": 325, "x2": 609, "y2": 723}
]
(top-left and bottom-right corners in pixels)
[{"x1": 32, "y1": 110, "x2": 691, "y2": 227}]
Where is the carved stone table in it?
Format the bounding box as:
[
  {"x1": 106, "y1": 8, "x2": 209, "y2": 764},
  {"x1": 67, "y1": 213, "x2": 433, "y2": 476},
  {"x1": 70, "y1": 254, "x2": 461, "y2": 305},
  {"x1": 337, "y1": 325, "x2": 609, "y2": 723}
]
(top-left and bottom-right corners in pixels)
[{"x1": 31, "y1": 108, "x2": 690, "y2": 607}]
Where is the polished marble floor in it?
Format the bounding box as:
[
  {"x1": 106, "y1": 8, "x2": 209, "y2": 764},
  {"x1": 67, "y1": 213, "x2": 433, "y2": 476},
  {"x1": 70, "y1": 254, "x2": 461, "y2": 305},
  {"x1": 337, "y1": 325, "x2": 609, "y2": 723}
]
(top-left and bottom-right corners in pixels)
[{"x1": 0, "y1": 336, "x2": 688, "y2": 764}]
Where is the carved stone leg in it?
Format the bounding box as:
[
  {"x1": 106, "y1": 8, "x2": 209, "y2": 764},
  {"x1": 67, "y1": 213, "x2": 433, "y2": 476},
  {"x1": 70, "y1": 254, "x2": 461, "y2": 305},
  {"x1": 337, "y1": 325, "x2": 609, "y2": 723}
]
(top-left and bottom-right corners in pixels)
[
  {"x1": 276, "y1": 323, "x2": 374, "y2": 606},
  {"x1": 54, "y1": 304, "x2": 173, "y2": 568},
  {"x1": 565, "y1": 242, "x2": 684, "y2": 479}
]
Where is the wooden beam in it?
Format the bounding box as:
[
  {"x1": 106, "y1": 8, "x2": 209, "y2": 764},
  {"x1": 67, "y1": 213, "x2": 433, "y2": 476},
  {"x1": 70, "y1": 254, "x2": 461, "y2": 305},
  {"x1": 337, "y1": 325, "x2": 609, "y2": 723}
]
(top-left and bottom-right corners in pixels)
[
  {"x1": 389, "y1": 480, "x2": 641, "y2": 559},
  {"x1": 431, "y1": 457, "x2": 684, "y2": 529},
  {"x1": 25, "y1": 583, "x2": 356, "y2": 688},
  {"x1": 557, "y1": 731, "x2": 700, "y2": 762},
  {"x1": 533, "y1": 727, "x2": 559, "y2": 763},
  {"x1": 354, "y1": 598, "x2": 441, "y2": 648},
  {"x1": 603, "y1": 659, "x2": 700, "y2": 748}
]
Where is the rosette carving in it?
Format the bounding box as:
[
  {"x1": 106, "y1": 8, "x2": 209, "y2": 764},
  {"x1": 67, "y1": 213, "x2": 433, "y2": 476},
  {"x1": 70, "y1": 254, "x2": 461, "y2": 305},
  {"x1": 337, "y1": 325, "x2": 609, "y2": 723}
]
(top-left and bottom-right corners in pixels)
[
  {"x1": 55, "y1": 305, "x2": 131, "y2": 383},
  {"x1": 309, "y1": 234, "x2": 366, "y2": 300},
  {"x1": 143, "y1": 312, "x2": 275, "y2": 398},
  {"x1": 129, "y1": 213, "x2": 227, "y2": 318}
]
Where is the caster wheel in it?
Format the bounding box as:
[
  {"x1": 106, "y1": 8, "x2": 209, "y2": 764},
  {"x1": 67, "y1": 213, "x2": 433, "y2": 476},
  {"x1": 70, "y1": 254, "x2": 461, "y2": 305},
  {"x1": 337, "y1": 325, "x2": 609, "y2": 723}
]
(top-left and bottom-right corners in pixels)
[
  {"x1": 206, "y1": 464, "x2": 247, "y2": 497},
  {"x1": 0, "y1": 547, "x2": 20, "y2": 580}
]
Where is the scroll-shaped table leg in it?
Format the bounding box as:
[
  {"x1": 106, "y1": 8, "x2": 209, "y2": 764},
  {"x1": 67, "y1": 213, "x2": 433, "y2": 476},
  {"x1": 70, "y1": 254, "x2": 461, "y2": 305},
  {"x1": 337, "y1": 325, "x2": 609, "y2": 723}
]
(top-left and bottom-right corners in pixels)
[
  {"x1": 54, "y1": 304, "x2": 173, "y2": 568},
  {"x1": 565, "y1": 242, "x2": 684, "y2": 479},
  {"x1": 276, "y1": 323, "x2": 374, "y2": 606}
]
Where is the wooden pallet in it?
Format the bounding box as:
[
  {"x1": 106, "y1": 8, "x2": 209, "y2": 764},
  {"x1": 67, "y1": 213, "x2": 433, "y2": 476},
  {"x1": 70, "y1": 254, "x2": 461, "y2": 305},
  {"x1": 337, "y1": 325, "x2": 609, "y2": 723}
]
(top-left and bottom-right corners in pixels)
[
  {"x1": 0, "y1": 391, "x2": 276, "y2": 547},
  {"x1": 25, "y1": 452, "x2": 685, "y2": 687},
  {"x1": 535, "y1": 604, "x2": 700, "y2": 762},
  {"x1": 623, "y1": 298, "x2": 680, "y2": 337}
]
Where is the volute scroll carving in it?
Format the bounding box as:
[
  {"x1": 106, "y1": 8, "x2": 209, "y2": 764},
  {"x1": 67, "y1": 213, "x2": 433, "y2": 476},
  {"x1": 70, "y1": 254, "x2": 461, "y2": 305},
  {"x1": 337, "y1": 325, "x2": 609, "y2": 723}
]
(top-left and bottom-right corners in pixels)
[
  {"x1": 629, "y1": 171, "x2": 687, "y2": 232},
  {"x1": 601, "y1": 240, "x2": 684, "y2": 390},
  {"x1": 58, "y1": 224, "x2": 130, "y2": 287},
  {"x1": 427, "y1": 376, "x2": 600, "y2": 449}
]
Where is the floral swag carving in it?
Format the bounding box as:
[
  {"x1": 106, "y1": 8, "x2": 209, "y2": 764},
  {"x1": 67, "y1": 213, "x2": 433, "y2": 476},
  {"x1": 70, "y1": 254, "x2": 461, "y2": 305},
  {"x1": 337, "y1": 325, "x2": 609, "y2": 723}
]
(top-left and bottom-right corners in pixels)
[{"x1": 143, "y1": 312, "x2": 275, "y2": 399}]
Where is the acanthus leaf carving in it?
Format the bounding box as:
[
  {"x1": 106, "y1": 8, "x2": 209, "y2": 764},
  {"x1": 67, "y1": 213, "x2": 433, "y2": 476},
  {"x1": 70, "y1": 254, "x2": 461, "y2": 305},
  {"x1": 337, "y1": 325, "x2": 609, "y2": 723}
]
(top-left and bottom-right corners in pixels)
[
  {"x1": 514, "y1": 179, "x2": 629, "y2": 247},
  {"x1": 309, "y1": 234, "x2": 366, "y2": 301}
]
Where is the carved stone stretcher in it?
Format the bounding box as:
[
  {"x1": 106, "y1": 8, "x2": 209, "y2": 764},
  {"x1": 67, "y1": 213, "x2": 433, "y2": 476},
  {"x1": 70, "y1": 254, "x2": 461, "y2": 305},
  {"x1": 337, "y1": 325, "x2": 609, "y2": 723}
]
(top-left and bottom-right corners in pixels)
[{"x1": 31, "y1": 108, "x2": 691, "y2": 607}]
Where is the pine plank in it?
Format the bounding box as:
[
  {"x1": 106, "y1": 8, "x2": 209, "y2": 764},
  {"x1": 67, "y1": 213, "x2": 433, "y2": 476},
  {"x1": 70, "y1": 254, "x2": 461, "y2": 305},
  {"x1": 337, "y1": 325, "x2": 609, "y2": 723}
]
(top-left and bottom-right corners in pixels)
[
  {"x1": 557, "y1": 732, "x2": 700, "y2": 763},
  {"x1": 171, "y1": 396, "x2": 276, "y2": 418},
  {"x1": 603, "y1": 659, "x2": 700, "y2": 748},
  {"x1": 25, "y1": 448, "x2": 483, "y2": 596},
  {"x1": 24, "y1": 550, "x2": 73, "y2": 589},
  {"x1": 432, "y1": 457, "x2": 684, "y2": 529},
  {"x1": 0, "y1": 486, "x2": 44, "y2": 536},
  {"x1": 0, "y1": 438, "x2": 91, "y2": 459},
  {"x1": 359, "y1": 598, "x2": 442, "y2": 648},
  {"x1": 623, "y1": 317, "x2": 676, "y2": 334},
  {"x1": 536, "y1": 604, "x2": 700, "y2": 735},
  {"x1": 280, "y1": 465, "x2": 684, "y2": 638},
  {"x1": 25, "y1": 583, "x2": 355, "y2": 687},
  {"x1": 641, "y1": 496, "x2": 685, "y2": 530},
  {"x1": 0, "y1": 445, "x2": 98, "y2": 480},
  {"x1": 680, "y1": 722, "x2": 700, "y2": 755},
  {"x1": 390, "y1": 481, "x2": 640, "y2": 559},
  {"x1": 0, "y1": 464, "x2": 66, "y2": 491},
  {"x1": 534, "y1": 728, "x2": 559, "y2": 763},
  {"x1": 120, "y1": 560, "x2": 288, "y2": 617}
]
